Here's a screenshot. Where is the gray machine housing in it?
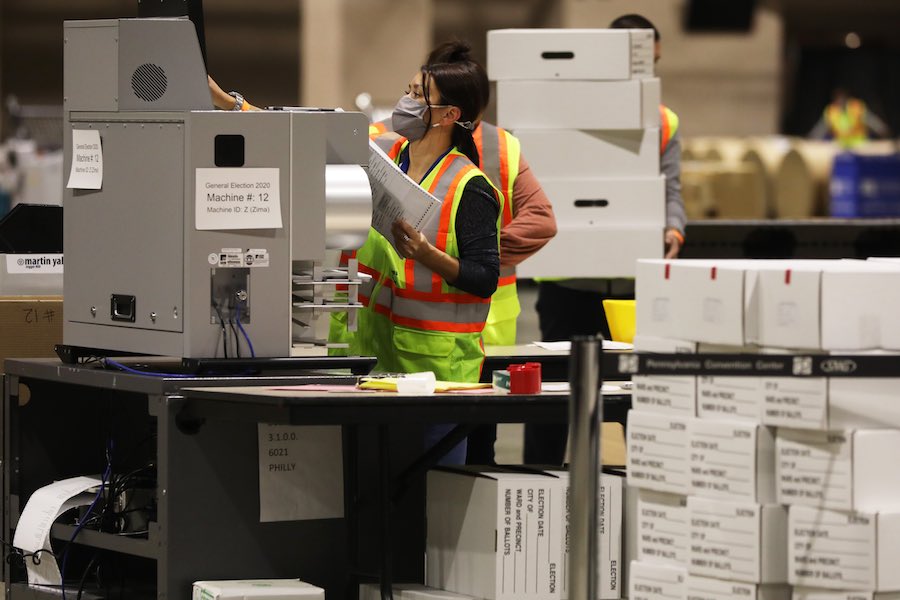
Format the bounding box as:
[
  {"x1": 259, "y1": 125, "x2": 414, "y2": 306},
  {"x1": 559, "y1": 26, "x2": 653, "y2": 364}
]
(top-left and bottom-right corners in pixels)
[{"x1": 63, "y1": 19, "x2": 371, "y2": 358}]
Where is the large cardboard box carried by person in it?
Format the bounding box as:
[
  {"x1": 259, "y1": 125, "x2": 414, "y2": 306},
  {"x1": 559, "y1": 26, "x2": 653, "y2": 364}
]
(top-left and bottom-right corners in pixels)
[
  {"x1": 0, "y1": 295, "x2": 63, "y2": 370},
  {"x1": 497, "y1": 79, "x2": 661, "y2": 130},
  {"x1": 513, "y1": 129, "x2": 660, "y2": 179},
  {"x1": 488, "y1": 29, "x2": 654, "y2": 81}
]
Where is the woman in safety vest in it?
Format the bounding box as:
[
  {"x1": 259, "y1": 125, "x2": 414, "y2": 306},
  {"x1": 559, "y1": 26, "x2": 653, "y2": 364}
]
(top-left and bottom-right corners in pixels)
[{"x1": 340, "y1": 42, "x2": 502, "y2": 463}]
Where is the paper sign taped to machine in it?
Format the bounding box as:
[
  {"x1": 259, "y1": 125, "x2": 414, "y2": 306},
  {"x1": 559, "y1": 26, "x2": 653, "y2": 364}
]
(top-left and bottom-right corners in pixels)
[
  {"x1": 195, "y1": 168, "x2": 282, "y2": 230},
  {"x1": 368, "y1": 140, "x2": 442, "y2": 251},
  {"x1": 258, "y1": 424, "x2": 344, "y2": 522},
  {"x1": 66, "y1": 129, "x2": 103, "y2": 189}
]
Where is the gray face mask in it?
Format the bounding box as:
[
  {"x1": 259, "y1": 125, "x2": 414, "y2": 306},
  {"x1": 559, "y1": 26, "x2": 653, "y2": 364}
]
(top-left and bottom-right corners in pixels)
[{"x1": 391, "y1": 95, "x2": 432, "y2": 142}]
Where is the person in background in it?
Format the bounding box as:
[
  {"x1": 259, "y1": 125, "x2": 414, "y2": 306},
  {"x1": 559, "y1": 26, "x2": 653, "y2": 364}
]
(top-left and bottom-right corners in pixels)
[
  {"x1": 525, "y1": 13, "x2": 687, "y2": 466},
  {"x1": 364, "y1": 41, "x2": 558, "y2": 465},
  {"x1": 809, "y1": 87, "x2": 891, "y2": 149}
]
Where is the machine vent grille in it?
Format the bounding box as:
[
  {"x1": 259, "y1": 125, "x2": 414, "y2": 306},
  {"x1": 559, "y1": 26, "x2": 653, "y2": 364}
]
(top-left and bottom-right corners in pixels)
[{"x1": 131, "y1": 63, "x2": 168, "y2": 102}]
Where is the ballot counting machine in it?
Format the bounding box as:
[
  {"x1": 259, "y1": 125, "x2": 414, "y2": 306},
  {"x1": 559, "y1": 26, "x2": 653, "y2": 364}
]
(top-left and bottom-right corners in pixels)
[{"x1": 61, "y1": 18, "x2": 373, "y2": 362}]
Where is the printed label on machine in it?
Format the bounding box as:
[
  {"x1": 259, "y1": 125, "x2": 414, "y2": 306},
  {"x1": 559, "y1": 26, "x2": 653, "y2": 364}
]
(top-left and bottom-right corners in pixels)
[
  {"x1": 66, "y1": 129, "x2": 103, "y2": 190},
  {"x1": 6, "y1": 254, "x2": 64, "y2": 274},
  {"x1": 245, "y1": 248, "x2": 270, "y2": 268},
  {"x1": 195, "y1": 168, "x2": 282, "y2": 230},
  {"x1": 211, "y1": 248, "x2": 246, "y2": 268}
]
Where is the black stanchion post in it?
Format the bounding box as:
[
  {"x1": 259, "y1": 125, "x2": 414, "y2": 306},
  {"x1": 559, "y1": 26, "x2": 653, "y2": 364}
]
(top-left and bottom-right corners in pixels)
[{"x1": 567, "y1": 335, "x2": 604, "y2": 600}]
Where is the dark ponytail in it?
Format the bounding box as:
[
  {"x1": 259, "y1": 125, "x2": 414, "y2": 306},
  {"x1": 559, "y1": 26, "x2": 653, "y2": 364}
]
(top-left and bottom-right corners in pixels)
[{"x1": 421, "y1": 40, "x2": 489, "y2": 165}]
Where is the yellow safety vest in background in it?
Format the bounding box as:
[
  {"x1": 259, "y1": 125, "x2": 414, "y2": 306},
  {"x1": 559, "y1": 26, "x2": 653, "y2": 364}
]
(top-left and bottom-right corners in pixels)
[
  {"x1": 473, "y1": 122, "x2": 521, "y2": 346},
  {"x1": 660, "y1": 105, "x2": 680, "y2": 154},
  {"x1": 825, "y1": 99, "x2": 868, "y2": 149}
]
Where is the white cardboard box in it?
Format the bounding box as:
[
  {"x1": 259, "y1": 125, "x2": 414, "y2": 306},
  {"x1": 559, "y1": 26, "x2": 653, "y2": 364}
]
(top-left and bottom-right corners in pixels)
[
  {"x1": 688, "y1": 497, "x2": 788, "y2": 584},
  {"x1": 544, "y1": 470, "x2": 622, "y2": 600},
  {"x1": 629, "y1": 561, "x2": 687, "y2": 600},
  {"x1": 517, "y1": 225, "x2": 662, "y2": 279},
  {"x1": 793, "y1": 588, "x2": 900, "y2": 600},
  {"x1": 513, "y1": 129, "x2": 660, "y2": 179},
  {"x1": 777, "y1": 429, "x2": 900, "y2": 512},
  {"x1": 539, "y1": 176, "x2": 665, "y2": 224},
  {"x1": 753, "y1": 260, "x2": 900, "y2": 351},
  {"x1": 487, "y1": 28, "x2": 654, "y2": 81},
  {"x1": 627, "y1": 410, "x2": 690, "y2": 495},
  {"x1": 192, "y1": 580, "x2": 324, "y2": 599},
  {"x1": 426, "y1": 467, "x2": 563, "y2": 600},
  {"x1": 789, "y1": 506, "x2": 900, "y2": 591},
  {"x1": 497, "y1": 79, "x2": 661, "y2": 130},
  {"x1": 689, "y1": 420, "x2": 776, "y2": 503},
  {"x1": 687, "y1": 575, "x2": 791, "y2": 600},
  {"x1": 636, "y1": 490, "x2": 689, "y2": 568}
]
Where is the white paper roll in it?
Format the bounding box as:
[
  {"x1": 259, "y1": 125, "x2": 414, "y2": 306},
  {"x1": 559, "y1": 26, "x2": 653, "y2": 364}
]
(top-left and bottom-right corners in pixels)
[{"x1": 324, "y1": 164, "x2": 372, "y2": 250}]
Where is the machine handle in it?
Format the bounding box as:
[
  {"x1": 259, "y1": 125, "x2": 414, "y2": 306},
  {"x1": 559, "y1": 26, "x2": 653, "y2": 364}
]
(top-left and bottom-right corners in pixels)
[{"x1": 541, "y1": 51, "x2": 575, "y2": 60}]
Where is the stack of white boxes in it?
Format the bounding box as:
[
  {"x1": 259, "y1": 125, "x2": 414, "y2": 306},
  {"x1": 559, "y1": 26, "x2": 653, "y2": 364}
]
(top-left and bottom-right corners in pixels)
[
  {"x1": 423, "y1": 466, "x2": 625, "y2": 600},
  {"x1": 626, "y1": 257, "x2": 900, "y2": 600},
  {"x1": 487, "y1": 29, "x2": 665, "y2": 278}
]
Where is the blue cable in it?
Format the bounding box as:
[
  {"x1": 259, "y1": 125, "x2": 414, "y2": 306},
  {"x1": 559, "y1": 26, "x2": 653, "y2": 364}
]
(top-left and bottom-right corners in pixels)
[
  {"x1": 235, "y1": 303, "x2": 256, "y2": 358},
  {"x1": 103, "y1": 358, "x2": 195, "y2": 379},
  {"x1": 60, "y1": 440, "x2": 112, "y2": 600}
]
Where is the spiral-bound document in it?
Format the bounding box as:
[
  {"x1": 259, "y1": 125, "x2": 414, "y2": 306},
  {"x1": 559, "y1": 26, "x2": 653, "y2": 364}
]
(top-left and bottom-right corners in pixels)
[{"x1": 367, "y1": 139, "x2": 442, "y2": 250}]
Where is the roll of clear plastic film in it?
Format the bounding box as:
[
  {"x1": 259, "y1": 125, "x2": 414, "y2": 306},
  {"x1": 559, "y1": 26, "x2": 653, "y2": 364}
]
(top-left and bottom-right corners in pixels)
[{"x1": 324, "y1": 164, "x2": 373, "y2": 250}]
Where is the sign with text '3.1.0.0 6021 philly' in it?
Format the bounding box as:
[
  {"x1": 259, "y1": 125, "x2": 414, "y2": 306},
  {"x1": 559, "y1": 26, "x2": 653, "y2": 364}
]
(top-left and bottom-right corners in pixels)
[{"x1": 195, "y1": 168, "x2": 282, "y2": 230}]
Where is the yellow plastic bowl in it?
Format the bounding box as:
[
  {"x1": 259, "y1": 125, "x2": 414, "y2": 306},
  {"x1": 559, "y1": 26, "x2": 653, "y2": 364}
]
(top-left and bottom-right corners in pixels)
[{"x1": 602, "y1": 299, "x2": 636, "y2": 344}]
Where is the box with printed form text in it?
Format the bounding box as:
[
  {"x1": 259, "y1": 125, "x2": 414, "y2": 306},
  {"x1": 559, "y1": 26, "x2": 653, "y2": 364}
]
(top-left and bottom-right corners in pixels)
[
  {"x1": 687, "y1": 575, "x2": 790, "y2": 600},
  {"x1": 191, "y1": 579, "x2": 323, "y2": 599},
  {"x1": 689, "y1": 419, "x2": 776, "y2": 503},
  {"x1": 688, "y1": 496, "x2": 788, "y2": 584},
  {"x1": 636, "y1": 490, "x2": 689, "y2": 568},
  {"x1": 777, "y1": 429, "x2": 900, "y2": 512},
  {"x1": 627, "y1": 410, "x2": 690, "y2": 495},
  {"x1": 789, "y1": 506, "x2": 900, "y2": 591},
  {"x1": 793, "y1": 588, "x2": 900, "y2": 600},
  {"x1": 629, "y1": 561, "x2": 687, "y2": 600},
  {"x1": 426, "y1": 467, "x2": 563, "y2": 600},
  {"x1": 632, "y1": 335, "x2": 697, "y2": 417}
]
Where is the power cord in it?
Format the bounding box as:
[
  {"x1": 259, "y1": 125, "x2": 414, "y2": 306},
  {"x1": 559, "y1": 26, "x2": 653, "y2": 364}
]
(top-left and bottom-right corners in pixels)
[
  {"x1": 235, "y1": 302, "x2": 255, "y2": 358},
  {"x1": 60, "y1": 439, "x2": 113, "y2": 600}
]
